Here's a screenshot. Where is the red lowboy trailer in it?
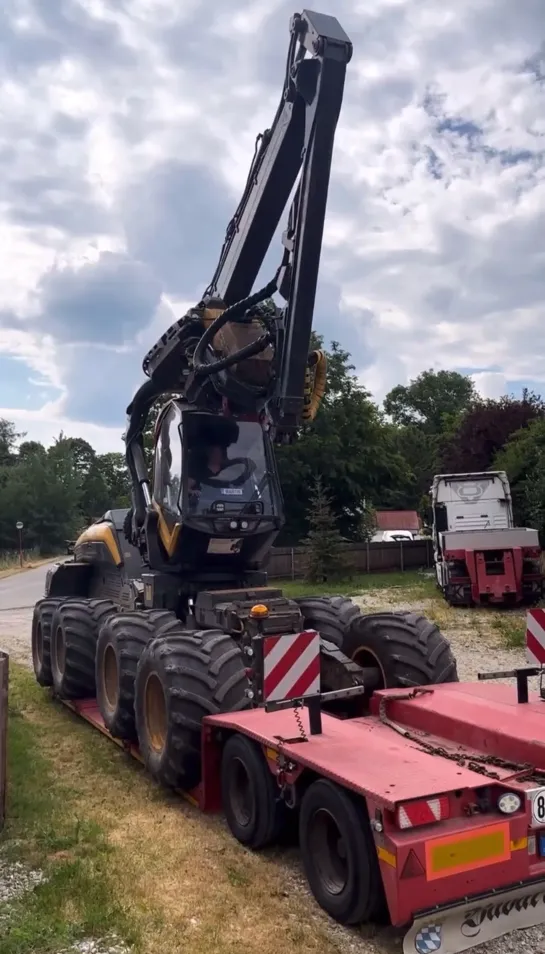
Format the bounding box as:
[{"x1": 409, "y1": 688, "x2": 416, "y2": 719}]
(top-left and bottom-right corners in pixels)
[{"x1": 54, "y1": 609, "x2": 545, "y2": 954}]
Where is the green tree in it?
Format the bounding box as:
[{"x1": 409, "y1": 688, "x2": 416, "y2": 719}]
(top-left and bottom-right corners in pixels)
[
  {"x1": 276, "y1": 339, "x2": 411, "y2": 542},
  {"x1": 388, "y1": 424, "x2": 441, "y2": 511},
  {"x1": 355, "y1": 500, "x2": 377, "y2": 542},
  {"x1": 0, "y1": 453, "x2": 81, "y2": 552},
  {"x1": 304, "y1": 477, "x2": 346, "y2": 583},
  {"x1": 0, "y1": 418, "x2": 24, "y2": 467},
  {"x1": 18, "y1": 440, "x2": 47, "y2": 461},
  {"x1": 495, "y1": 417, "x2": 545, "y2": 537},
  {"x1": 97, "y1": 452, "x2": 131, "y2": 508},
  {"x1": 441, "y1": 391, "x2": 545, "y2": 473},
  {"x1": 384, "y1": 369, "x2": 476, "y2": 433}
]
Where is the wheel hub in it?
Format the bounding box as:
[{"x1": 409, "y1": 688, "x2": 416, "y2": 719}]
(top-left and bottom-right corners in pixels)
[
  {"x1": 53, "y1": 624, "x2": 66, "y2": 677},
  {"x1": 102, "y1": 645, "x2": 119, "y2": 712},
  {"x1": 229, "y1": 757, "x2": 253, "y2": 828},
  {"x1": 33, "y1": 622, "x2": 43, "y2": 669},
  {"x1": 144, "y1": 673, "x2": 168, "y2": 753},
  {"x1": 351, "y1": 646, "x2": 385, "y2": 690},
  {"x1": 308, "y1": 808, "x2": 348, "y2": 896}
]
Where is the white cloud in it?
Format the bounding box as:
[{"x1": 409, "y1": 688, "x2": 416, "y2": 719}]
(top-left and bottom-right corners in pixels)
[{"x1": 0, "y1": 0, "x2": 543, "y2": 452}]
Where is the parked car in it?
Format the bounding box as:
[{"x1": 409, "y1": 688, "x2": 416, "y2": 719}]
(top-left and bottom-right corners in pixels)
[{"x1": 371, "y1": 530, "x2": 414, "y2": 543}]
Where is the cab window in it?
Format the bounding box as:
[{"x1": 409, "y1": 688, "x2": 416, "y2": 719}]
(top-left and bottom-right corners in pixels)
[
  {"x1": 183, "y1": 413, "x2": 274, "y2": 516},
  {"x1": 153, "y1": 405, "x2": 183, "y2": 513}
]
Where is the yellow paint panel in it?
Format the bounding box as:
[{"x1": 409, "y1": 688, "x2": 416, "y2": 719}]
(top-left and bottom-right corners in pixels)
[
  {"x1": 425, "y1": 822, "x2": 510, "y2": 881},
  {"x1": 75, "y1": 524, "x2": 122, "y2": 566},
  {"x1": 153, "y1": 502, "x2": 181, "y2": 558},
  {"x1": 377, "y1": 846, "x2": 397, "y2": 868}
]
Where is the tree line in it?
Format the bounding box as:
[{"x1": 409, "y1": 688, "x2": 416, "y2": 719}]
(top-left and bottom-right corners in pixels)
[{"x1": 1, "y1": 336, "x2": 545, "y2": 554}]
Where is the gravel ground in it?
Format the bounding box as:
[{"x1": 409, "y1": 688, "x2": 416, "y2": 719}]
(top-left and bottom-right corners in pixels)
[{"x1": 1, "y1": 584, "x2": 544, "y2": 954}]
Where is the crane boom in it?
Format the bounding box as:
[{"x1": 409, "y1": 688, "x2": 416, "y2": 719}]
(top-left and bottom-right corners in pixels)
[
  {"x1": 124, "y1": 10, "x2": 351, "y2": 535},
  {"x1": 138, "y1": 11, "x2": 351, "y2": 429}
]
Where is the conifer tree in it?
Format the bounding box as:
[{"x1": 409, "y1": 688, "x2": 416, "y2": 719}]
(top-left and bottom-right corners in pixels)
[{"x1": 304, "y1": 477, "x2": 346, "y2": 582}]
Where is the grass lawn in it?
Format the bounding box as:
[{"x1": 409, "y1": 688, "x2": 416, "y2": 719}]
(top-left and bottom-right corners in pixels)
[
  {"x1": 1, "y1": 665, "x2": 357, "y2": 954},
  {"x1": 278, "y1": 568, "x2": 437, "y2": 601}
]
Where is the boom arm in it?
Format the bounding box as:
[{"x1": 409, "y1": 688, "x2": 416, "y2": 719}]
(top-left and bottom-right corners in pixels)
[
  {"x1": 124, "y1": 11, "x2": 351, "y2": 534},
  {"x1": 208, "y1": 10, "x2": 351, "y2": 430},
  {"x1": 140, "y1": 11, "x2": 351, "y2": 426}
]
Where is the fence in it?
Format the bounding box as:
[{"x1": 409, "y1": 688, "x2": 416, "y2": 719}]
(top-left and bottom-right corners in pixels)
[
  {"x1": 266, "y1": 538, "x2": 434, "y2": 580},
  {"x1": 0, "y1": 652, "x2": 8, "y2": 830}
]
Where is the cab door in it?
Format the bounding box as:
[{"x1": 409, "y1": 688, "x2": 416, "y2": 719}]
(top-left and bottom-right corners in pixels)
[{"x1": 152, "y1": 403, "x2": 183, "y2": 558}]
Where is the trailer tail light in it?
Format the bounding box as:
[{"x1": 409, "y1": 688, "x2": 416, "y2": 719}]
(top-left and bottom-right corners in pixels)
[{"x1": 396, "y1": 795, "x2": 450, "y2": 829}]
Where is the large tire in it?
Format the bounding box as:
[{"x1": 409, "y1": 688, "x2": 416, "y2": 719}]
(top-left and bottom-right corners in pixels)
[
  {"x1": 221, "y1": 734, "x2": 286, "y2": 849},
  {"x1": 299, "y1": 778, "x2": 386, "y2": 925},
  {"x1": 50, "y1": 599, "x2": 117, "y2": 699},
  {"x1": 295, "y1": 596, "x2": 361, "y2": 648},
  {"x1": 342, "y1": 611, "x2": 458, "y2": 688},
  {"x1": 95, "y1": 609, "x2": 180, "y2": 741},
  {"x1": 135, "y1": 628, "x2": 250, "y2": 791},
  {"x1": 32, "y1": 598, "x2": 66, "y2": 687}
]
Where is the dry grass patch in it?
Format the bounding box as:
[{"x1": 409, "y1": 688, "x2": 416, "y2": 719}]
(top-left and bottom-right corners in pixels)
[
  {"x1": 6, "y1": 666, "x2": 391, "y2": 954},
  {"x1": 0, "y1": 556, "x2": 58, "y2": 580}
]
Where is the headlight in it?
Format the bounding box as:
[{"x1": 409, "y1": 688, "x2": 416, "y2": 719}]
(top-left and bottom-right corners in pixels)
[{"x1": 498, "y1": 792, "x2": 522, "y2": 814}]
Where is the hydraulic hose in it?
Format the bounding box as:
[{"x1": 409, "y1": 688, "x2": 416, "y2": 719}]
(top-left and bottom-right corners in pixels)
[{"x1": 193, "y1": 275, "x2": 278, "y2": 378}]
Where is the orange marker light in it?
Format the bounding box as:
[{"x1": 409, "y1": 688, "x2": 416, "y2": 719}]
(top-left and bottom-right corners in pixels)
[{"x1": 250, "y1": 604, "x2": 269, "y2": 618}]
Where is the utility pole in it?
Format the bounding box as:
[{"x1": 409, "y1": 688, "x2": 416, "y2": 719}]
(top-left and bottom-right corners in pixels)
[{"x1": 15, "y1": 521, "x2": 24, "y2": 568}]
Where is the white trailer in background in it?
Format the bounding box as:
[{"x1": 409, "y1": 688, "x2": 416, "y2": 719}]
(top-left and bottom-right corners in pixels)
[{"x1": 431, "y1": 471, "x2": 543, "y2": 606}]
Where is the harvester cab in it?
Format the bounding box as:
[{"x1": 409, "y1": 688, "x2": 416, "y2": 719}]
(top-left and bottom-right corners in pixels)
[{"x1": 149, "y1": 400, "x2": 284, "y2": 572}]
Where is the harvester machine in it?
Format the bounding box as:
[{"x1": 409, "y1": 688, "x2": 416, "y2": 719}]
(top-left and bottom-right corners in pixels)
[{"x1": 432, "y1": 471, "x2": 544, "y2": 607}]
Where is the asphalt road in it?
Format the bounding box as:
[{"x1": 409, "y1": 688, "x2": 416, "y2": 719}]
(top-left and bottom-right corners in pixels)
[
  {"x1": 0, "y1": 562, "x2": 56, "y2": 665},
  {"x1": 0, "y1": 562, "x2": 51, "y2": 611}
]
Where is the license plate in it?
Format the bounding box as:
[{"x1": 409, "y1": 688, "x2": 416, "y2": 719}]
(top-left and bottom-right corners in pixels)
[
  {"x1": 404, "y1": 880, "x2": 545, "y2": 954},
  {"x1": 528, "y1": 787, "x2": 545, "y2": 827},
  {"x1": 424, "y1": 822, "x2": 509, "y2": 881}
]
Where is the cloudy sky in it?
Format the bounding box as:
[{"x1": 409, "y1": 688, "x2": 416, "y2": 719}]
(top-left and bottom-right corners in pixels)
[{"x1": 1, "y1": 0, "x2": 544, "y2": 452}]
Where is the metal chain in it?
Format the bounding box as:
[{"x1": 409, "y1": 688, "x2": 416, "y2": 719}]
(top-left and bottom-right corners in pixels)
[
  {"x1": 273, "y1": 702, "x2": 309, "y2": 801},
  {"x1": 379, "y1": 688, "x2": 545, "y2": 782},
  {"x1": 293, "y1": 703, "x2": 308, "y2": 742}
]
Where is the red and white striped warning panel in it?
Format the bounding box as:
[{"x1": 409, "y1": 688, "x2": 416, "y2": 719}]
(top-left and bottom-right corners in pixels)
[
  {"x1": 526, "y1": 609, "x2": 545, "y2": 665},
  {"x1": 396, "y1": 795, "x2": 450, "y2": 830},
  {"x1": 263, "y1": 629, "x2": 320, "y2": 703}
]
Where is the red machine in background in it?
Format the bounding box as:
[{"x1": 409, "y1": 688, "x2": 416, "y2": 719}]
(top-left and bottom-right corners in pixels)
[{"x1": 431, "y1": 471, "x2": 544, "y2": 607}]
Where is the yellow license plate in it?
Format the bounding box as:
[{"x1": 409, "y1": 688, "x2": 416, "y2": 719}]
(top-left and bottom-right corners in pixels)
[{"x1": 425, "y1": 822, "x2": 510, "y2": 881}]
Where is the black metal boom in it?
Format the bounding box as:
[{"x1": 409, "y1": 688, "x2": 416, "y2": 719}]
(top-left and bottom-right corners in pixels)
[
  {"x1": 123, "y1": 11, "x2": 351, "y2": 540},
  {"x1": 205, "y1": 10, "x2": 352, "y2": 428}
]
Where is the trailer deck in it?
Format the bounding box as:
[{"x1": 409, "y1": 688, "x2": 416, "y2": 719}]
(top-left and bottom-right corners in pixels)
[
  {"x1": 44, "y1": 611, "x2": 545, "y2": 954},
  {"x1": 61, "y1": 674, "x2": 545, "y2": 952}
]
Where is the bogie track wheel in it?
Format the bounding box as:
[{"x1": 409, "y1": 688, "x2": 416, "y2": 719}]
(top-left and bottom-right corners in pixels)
[
  {"x1": 295, "y1": 596, "x2": 362, "y2": 648},
  {"x1": 135, "y1": 629, "x2": 250, "y2": 791},
  {"x1": 221, "y1": 734, "x2": 286, "y2": 849},
  {"x1": 343, "y1": 611, "x2": 458, "y2": 688},
  {"x1": 295, "y1": 598, "x2": 374, "y2": 713},
  {"x1": 50, "y1": 599, "x2": 117, "y2": 699},
  {"x1": 95, "y1": 609, "x2": 180, "y2": 741},
  {"x1": 32, "y1": 597, "x2": 68, "y2": 687},
  {"x1": 299, "y1": 779, "x2": 386, "y2": 925}
]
